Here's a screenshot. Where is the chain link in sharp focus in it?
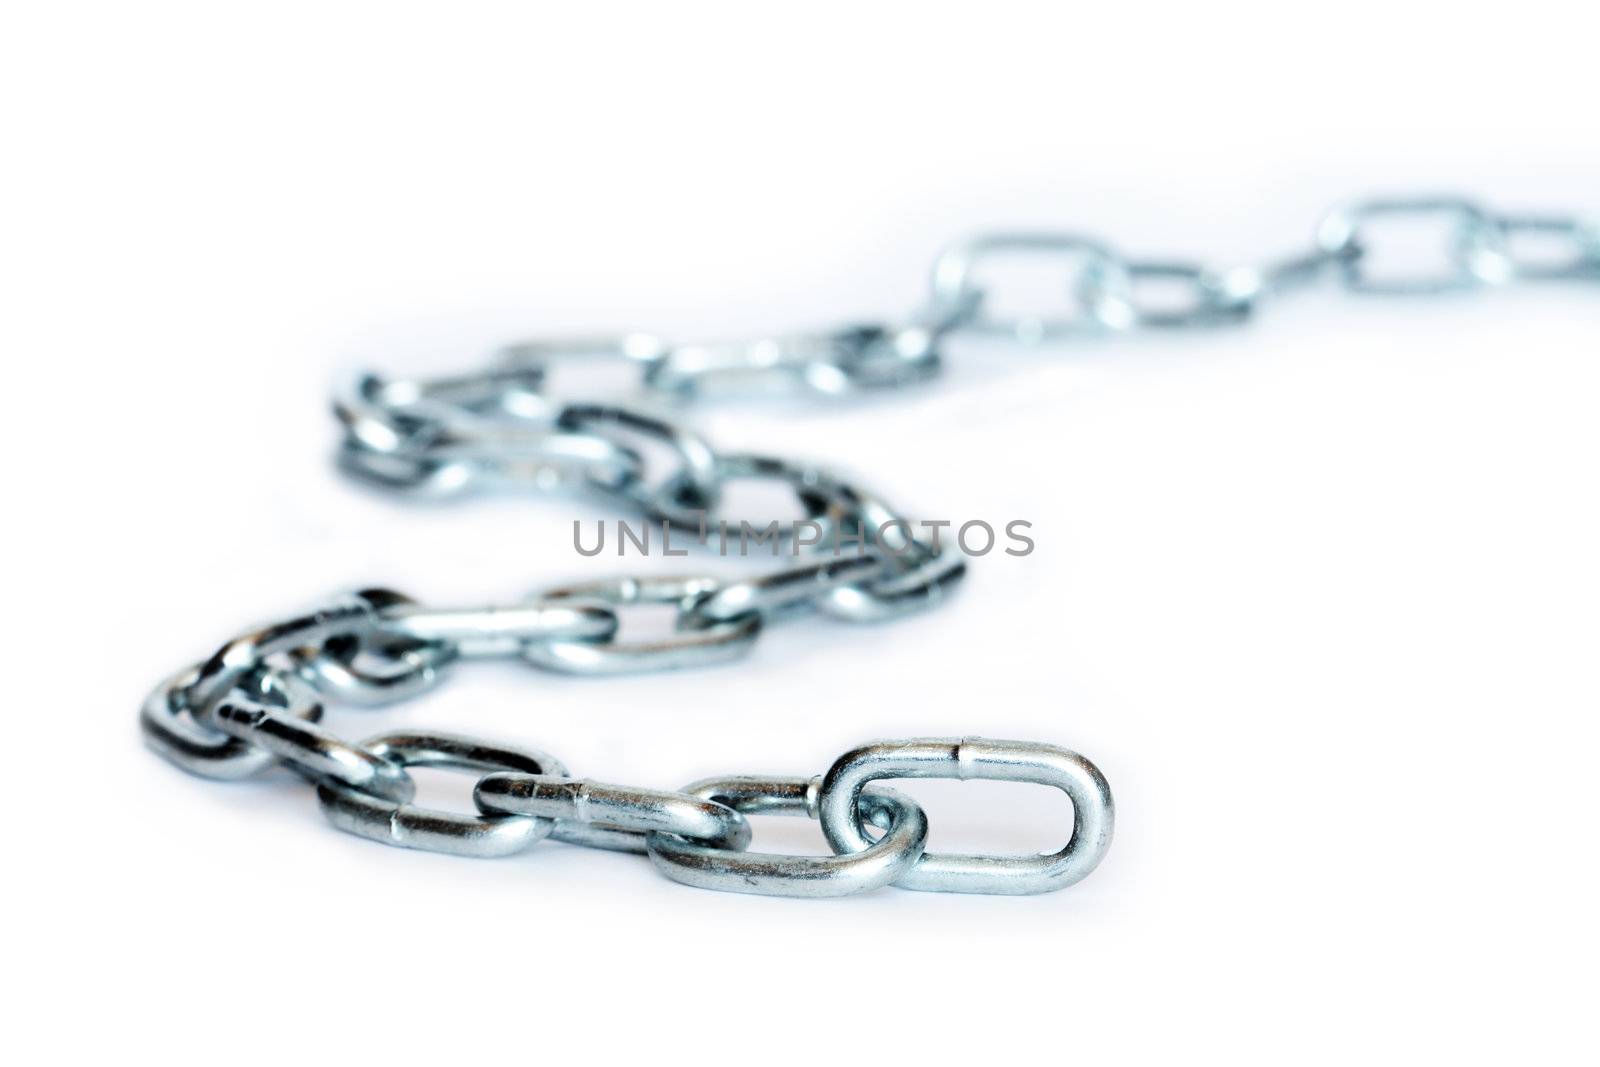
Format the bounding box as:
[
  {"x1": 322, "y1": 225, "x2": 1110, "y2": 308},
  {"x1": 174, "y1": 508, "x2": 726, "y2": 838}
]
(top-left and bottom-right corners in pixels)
[{"x1": 144, "y1": 195, "x2": 1595, "y2": 897}]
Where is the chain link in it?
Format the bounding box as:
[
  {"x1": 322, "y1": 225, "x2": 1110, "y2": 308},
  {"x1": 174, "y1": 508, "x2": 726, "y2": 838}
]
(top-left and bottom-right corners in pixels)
[{"x1": 145, "y1": 195, "x2": 1595, "y2": 897}]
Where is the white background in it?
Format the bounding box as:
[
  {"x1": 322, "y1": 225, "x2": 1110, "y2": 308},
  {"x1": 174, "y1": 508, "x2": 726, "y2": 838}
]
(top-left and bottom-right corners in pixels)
[{"x1": 5, "y1": 3, "x2": 1597, "y2": 1063}]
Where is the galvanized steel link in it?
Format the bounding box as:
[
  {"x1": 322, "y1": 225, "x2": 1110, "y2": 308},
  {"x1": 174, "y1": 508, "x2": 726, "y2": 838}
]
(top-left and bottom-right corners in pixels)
[
  {"x1": 817, "y1": 737, "x2": 1116, "y2": 895},
  {"x1": 141, "y1": 663, "x2": 324, "y2": 781},
  {"x1": 643, "y1": 776, "x2": 931, "y2": 898},
  {"x1": 315, "y1": 732, "x2": 569, "y2": 858},
  {"x1": 475, "y1": 774, "x2": 752, "y2": 854},
  {"x1": 519, "y1": 576, "x2": 764, "y2": 675}
]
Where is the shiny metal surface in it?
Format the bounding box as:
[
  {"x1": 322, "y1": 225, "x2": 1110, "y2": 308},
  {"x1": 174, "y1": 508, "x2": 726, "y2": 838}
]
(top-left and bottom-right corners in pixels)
[
  {"x1": 374, "y1": 599, "x2": 619, "y2": 659},
  {"x1": 475, "y1": 774, "x2": 751, "y2": 853},
  {"x1": 145, "y1": 194, "x2": 1595, "y2": 897},
  {"x1": 645, "y1": 776, "x2": 929, "y2": 898},
  {"x1": 211, "y1": 694, "x2": 416, "y2": 803},
  {"x1": 183, "y1": 589, "x2": 399, "y2": 719},
  {"x1": 141, "y1": 583, "x2": 1089, "y2": 894},
  {"x1": 141, "y1": 664, "x2": 323, "y2": 780},
  {"x1": 316, "y1": 732, "x2": 567, "y2": 857},
  {"x1": 291, "y1": 637, "x2": 457, "y2": 707},
  {"x1": 685, "y1": 555, "x2": 889, "y2": 624},
  {"x1": 817, "y1": 737, "x2": 1115, "y2": 895},
  {"x1": 642, "y1": 324, "x2": 942, "y2": 398},
  {"x1": 519, "y1": 576, "x2": 764, "y2": 674}
]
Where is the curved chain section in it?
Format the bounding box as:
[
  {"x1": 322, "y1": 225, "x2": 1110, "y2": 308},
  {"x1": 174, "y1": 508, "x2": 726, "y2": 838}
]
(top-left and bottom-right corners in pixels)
[
  {"x1": 147, "y1": 194, "x2": 1595, "y2": 899},
  {"x1": 140, "y1": 590, "x2": 1110, "y2": 896},
  {"x1": 335, "y1": 370, "x2": 968, "y2": 643},
  {"x1": 330, "y1": 196, "x2": 1593, "y2": 667}
]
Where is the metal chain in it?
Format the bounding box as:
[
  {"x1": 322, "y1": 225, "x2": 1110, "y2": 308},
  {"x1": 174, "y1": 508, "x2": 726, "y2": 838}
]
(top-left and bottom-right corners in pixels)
[{"x1": 143, "y1": 195, "x2": 1595, "y2": 897}]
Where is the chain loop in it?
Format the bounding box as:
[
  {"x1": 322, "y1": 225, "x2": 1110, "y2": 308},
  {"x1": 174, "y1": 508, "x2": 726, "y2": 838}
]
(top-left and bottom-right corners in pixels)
[
  {"x1": 644, "y1": 776, "x2": 930, "y2": 898},
  {"x1": 1495, "y1": 215, "x2": 1600, "y2": 281},
  {"x1": 316, "y1": 732, "x2": 568, "y2": 857},
  {"x1": 928, "y1": 232, "x2": 1133, "y2": 340},
  {"x1": 292, "y1": 636, "x2": 457, "y2": 707},
  {"x1": 1109, "y1": 261, "x2": 1255, "y2": 328},
  {"x1": 367, "y1": 598, "x2": 619, "y2": 660},
  {"x1": 498, "y1": 334, "x2": 669, "y2": 411},
  {"x1": 684, "y1": 555, "x2": 889, "y2": 625},
  {"x1": 475, "y1": 774, "x2": 751, "y2": 853},
  {"x1": 519, "y1": 576, "x2": 763, "y2": 675},
  {"x1": 817, "y1": 737, "x2": 1115, "y2": 895},
  {"x1": 646, "y1": 451, "x2": 826, "y2": 536},
  {"x1": 210, "y1": 692, "x2": 417, "y2": 802},
  {"x1": 640, "y1": 324, "x2": 942, "y2": 399},
  {"x1": 1315, "y1": 196, "x2": 1512, "y2": 293},
  {"x1": 289, "y1": 589, "x2": 459, "y2": 706},
  {"x1": 557, "y1": 402, "x2": 721, "y2": 510},
  {"x1": 184, "y1": 588, "x2": 402, "y2": 718},
  {"x1": 141, "y1": 664, "x2": 323, "y2": 780}
]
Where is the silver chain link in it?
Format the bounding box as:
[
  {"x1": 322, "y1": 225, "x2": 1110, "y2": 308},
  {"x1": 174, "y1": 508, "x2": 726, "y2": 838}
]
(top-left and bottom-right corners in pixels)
[{"x1": 143, "y1": 195, "x2": 1595, "y2": 897}]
